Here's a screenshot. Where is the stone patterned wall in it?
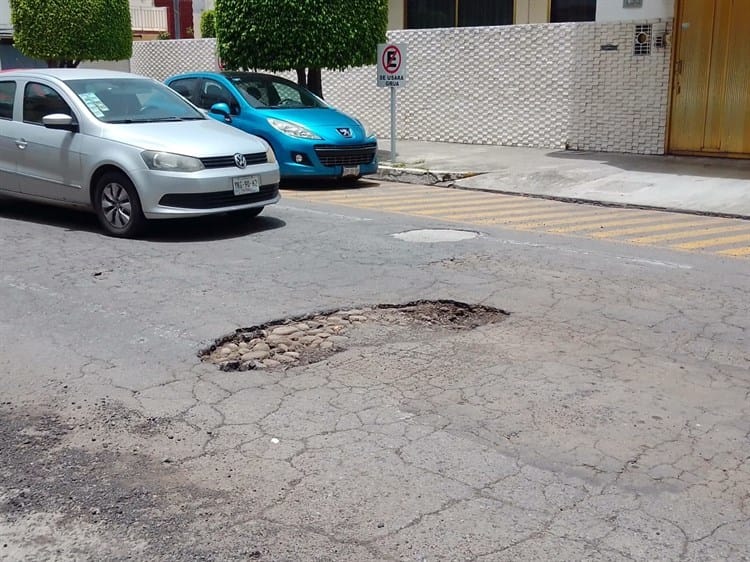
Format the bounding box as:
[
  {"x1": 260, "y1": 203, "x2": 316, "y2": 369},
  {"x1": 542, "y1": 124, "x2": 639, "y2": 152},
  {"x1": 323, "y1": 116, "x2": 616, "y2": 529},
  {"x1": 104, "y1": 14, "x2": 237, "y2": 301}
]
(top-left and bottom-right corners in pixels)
[
  {"x1": 568, "y1": 21, "x2": 672, "y2": 154},
  {"x1": 129, "y1": 21, "x2": 672, "y2": 155},
  {"x1": 131, "y1": 38, "x2": 219, "y2": 80}
]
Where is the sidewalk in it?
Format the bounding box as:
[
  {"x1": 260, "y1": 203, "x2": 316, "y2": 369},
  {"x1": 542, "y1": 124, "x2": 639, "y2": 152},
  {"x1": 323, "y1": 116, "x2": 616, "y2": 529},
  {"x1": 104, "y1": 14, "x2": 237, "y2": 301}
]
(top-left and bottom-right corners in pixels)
[{"x1": 375, "y1": 139, "x2": 750, "y2": 219}]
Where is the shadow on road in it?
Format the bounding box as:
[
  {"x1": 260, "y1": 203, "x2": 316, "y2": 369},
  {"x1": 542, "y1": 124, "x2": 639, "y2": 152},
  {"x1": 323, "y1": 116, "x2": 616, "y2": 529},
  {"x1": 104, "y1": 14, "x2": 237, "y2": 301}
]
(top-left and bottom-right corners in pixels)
[
  {"x1": 280, "y1": 177, "x2": 382, "y2": 192},
  {"x1": 0, "y1": 197, "x2": 286, "y2": 243}
]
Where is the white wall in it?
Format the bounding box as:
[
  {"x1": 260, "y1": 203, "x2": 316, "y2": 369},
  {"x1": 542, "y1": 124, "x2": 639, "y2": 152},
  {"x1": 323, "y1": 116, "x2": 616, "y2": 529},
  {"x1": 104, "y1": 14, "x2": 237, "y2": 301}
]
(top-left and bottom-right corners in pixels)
[
  {"x1": 0, "y1": 0, "x2": 11, "y2": 27},
  {"x1": 131, "y1": 19, "x2": 674, "y2": 155},
  {"x1": 596, "y1": 0, "x2": 674, "y2": 22}
]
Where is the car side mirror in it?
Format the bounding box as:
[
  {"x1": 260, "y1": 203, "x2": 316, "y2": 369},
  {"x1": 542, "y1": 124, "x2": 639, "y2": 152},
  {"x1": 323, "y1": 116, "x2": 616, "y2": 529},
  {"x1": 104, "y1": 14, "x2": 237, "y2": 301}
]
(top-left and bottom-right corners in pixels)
[
  {"x1": 42, "y1": 113, "x2": 79, "y2": 132},
  {"x1": 209, "y1": 102, "x2": 232, "y2": 123}
]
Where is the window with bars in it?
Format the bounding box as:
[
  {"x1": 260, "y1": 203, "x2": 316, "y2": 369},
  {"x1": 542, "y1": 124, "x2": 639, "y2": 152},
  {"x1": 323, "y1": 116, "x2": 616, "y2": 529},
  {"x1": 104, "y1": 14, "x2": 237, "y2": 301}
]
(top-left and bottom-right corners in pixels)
[
  {"x1": 406, "y1": 0, "x2": 514, "y2": 29},
  {"x1": 550, "y1": 0, "x2": 597, "y2": 23}
]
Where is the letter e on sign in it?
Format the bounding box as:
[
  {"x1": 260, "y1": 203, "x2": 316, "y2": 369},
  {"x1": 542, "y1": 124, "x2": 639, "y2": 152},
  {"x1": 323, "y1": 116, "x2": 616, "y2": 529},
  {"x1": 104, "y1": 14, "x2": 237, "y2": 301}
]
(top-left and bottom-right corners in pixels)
[{"x1": 377, "y1": 43, "x2": 407, "y2": 88}]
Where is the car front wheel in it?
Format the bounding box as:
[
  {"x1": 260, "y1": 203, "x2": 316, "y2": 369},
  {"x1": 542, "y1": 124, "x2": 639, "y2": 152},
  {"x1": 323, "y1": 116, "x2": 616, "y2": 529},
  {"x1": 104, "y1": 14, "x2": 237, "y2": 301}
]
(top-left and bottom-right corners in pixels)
[{"x1": 94, "y1": 172, "x2": 146, "y2": 237}]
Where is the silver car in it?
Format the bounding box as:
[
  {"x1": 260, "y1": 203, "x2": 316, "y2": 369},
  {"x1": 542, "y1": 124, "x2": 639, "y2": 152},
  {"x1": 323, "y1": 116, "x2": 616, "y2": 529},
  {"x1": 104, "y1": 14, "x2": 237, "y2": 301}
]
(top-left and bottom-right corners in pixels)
[{"x1": 0, "y1": 69, "x2": 280, "y2": 237}]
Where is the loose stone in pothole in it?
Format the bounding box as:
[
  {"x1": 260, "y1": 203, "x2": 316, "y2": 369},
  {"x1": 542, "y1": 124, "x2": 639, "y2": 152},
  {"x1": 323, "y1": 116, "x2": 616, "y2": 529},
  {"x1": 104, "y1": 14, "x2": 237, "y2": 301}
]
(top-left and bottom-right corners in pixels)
[{"x1": 200, "y1": 300, "x2": 508, "y2": 372}]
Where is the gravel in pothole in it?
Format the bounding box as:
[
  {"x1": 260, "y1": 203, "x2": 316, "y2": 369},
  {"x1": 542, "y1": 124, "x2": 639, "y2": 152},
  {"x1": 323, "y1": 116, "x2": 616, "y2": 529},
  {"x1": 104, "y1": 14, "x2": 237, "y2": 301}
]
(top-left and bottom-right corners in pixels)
[{"x1": 200, "y1": 300, "x2": 508, "y2": 372}]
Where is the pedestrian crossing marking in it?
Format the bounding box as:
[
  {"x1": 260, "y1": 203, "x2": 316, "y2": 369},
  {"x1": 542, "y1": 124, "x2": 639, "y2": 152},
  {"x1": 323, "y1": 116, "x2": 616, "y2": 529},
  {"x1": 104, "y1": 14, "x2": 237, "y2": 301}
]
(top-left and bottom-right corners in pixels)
[
  {"x1": 590, "y1": 219, "x2": 716, "y2": 239},
  {"x1": 282, "y1": 185, "x2": 750, "y2": 259},
  {"x1": 631, "y1": 224, "x2": 750, "y2": 244},
  {"x1": 718, "y1": 246, "x2": 750, "y2": 257},
  {"x1": 674, "y1": 232, "x2": 750, "y2": 250},
  {"x1": 545, "y1": 214, "x2": 669, "y2": 232}
]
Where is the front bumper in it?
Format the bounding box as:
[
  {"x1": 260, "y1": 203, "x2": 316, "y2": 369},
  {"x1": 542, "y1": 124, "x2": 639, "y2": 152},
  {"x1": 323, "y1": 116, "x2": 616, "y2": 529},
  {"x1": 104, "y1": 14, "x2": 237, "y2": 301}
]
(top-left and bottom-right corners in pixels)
[
  {"x1": 130, "y1": 163, "x2": 281, "y2": 219},
  {"x1": 275, "y1": 139, "x2": 378, "y2": 179}
]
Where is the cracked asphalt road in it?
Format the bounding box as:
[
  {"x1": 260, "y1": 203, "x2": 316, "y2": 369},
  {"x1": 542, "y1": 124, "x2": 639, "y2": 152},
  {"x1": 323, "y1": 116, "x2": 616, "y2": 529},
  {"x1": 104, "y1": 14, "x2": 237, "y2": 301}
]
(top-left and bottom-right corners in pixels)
[{"x1": 1, "y1": 188, "x2": 749, "y2": 561}]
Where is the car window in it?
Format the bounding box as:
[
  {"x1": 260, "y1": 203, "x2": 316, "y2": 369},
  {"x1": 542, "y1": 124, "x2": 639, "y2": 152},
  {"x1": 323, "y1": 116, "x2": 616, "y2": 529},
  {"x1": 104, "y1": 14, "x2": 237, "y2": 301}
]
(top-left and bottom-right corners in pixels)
[
  {"x1": 226, "y1": 74, "x2": 327, "y2": 110},
  {"x1": 23, "y1": 82, "x2": 73, "y2": 125},
  {"x1": 197, "y1": 79, "x2": 239, "y2": 114},
  {"x1": 65, "y1": 78, "x2": 205, "y2": 123},
  {"x1": 231, "y1": 77, "x2": 271, "y2": 108},
  {"x1": 272, "y1": 83, "x2": 305, "y2": 106},
  {"x1": 0, "y1": 81, "x2": 16, "y2": 120},
  {"x1": 169, "y1": 77, "x2": 199, "y2": 104}
]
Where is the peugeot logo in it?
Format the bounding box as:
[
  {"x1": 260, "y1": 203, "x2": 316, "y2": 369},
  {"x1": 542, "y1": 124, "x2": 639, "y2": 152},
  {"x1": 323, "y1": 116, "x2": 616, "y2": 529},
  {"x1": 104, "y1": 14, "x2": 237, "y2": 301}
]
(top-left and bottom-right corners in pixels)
[
  {"x1": 337, "y1": 128, "x2": 352, "y2": 138},
  {"x1": 233, "y1": 153, "x2": 247, "y2": 169}
]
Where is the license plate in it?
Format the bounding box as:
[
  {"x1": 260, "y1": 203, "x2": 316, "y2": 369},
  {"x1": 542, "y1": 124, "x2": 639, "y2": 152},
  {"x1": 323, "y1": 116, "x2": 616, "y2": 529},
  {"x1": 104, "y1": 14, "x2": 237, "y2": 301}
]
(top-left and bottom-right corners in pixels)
[
  {"x1": 342, "y1": 165, "x2": 360, "y2": 178},
  {"x1": 232, "y1": 175, "x2": 260, "y2": 195}
]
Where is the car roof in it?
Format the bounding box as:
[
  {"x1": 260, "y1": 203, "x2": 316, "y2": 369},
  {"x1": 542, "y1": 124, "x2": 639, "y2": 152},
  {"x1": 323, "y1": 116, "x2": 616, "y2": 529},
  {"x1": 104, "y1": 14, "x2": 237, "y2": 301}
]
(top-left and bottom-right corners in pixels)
[
  {"x1": 169, "y1": 71, "x2": 276, "y2": 80},
  {"x1": 0, "y1": 68, "x2": 148, "y2": 81}
]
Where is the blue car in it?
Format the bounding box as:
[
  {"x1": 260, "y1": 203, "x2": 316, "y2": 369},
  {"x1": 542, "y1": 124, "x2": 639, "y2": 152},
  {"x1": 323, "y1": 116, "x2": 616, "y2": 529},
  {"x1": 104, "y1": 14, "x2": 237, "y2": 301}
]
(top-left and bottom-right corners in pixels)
[{"x1": 165, "y1": 71, "x2": 378, "y2": 181}]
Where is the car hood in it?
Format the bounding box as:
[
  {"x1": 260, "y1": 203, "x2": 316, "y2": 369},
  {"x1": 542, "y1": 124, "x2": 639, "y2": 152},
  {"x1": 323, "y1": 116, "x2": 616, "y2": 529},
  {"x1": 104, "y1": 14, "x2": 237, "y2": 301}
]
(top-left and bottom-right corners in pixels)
[
  {"x1": 98, "y1": 118, "x2": 268, "y2": 157},
  {"x1": 260, "y1": 107, "x2": 360, "y2": 129}
]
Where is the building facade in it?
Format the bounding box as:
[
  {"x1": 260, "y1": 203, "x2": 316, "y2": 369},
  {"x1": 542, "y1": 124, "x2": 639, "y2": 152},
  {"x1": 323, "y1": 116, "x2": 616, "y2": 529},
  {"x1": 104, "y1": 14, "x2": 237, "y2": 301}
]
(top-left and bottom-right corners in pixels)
[{"x1": 133, "y1": 0, "x2": 750, "y2": 158}]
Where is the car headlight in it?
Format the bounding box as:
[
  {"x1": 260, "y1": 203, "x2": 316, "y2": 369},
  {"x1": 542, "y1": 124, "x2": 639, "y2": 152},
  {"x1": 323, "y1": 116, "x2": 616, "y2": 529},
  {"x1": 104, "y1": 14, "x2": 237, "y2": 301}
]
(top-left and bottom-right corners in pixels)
[
  {"x1": 141, "y1": 151, "x2": 204, "y2": 172},
  {"x1": 266, "y1": 145, "x2": 276, "y2": 164},
  {"x1": 267, "y1": 118, "x2": 321, "y2": 140}
]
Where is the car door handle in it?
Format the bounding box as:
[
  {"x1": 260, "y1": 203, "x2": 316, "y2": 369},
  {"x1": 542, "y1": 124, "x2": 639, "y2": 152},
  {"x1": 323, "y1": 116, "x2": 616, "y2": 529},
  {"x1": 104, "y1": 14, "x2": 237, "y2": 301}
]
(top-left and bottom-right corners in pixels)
[{"x1": 15, "y1": 139, "x2": 27, "y2": 150}]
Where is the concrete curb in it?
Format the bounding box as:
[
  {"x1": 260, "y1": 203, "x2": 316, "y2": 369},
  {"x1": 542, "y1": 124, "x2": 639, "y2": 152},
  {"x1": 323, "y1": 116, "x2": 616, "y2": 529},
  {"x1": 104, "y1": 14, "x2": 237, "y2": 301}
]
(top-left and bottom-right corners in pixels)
[{"x1": 374, "y1": 165, "x2": 478, "y2": 186}]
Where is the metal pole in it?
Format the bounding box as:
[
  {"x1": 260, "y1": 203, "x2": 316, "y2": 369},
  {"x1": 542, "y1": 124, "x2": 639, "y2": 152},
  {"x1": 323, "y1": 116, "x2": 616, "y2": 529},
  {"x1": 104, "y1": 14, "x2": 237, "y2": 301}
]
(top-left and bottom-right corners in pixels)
[{"x1": 390, "y1": 86, "x2": 397, "y2": 162}]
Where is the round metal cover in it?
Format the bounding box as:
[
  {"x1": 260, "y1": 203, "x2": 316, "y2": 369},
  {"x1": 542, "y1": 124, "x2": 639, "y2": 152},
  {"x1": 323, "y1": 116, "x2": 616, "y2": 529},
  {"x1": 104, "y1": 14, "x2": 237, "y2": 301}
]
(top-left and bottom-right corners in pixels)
[{"x1": 392, "y1": 229, "x2": 480, "y2": 243}]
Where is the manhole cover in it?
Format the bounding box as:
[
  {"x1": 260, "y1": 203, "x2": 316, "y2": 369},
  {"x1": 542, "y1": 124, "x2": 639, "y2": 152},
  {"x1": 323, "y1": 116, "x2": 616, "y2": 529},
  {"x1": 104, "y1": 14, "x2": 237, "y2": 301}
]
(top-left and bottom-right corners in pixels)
[
  {"x1": 392, "y1": 229, "x2": 480, "y2": 243},
  {"x1": 200, "y1": 300, "x2": 508, "y2": 372}
]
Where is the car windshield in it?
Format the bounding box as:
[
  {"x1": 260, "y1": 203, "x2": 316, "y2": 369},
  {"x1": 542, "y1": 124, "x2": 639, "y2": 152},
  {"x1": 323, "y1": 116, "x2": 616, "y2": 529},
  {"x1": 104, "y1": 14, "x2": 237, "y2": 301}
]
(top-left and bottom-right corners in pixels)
[
  {"x1": 65, "y1": 78, "x2": 205, "y2": 123},
  {"x1": 227, "y1": 74, "x2": 328, "y2": 110}
]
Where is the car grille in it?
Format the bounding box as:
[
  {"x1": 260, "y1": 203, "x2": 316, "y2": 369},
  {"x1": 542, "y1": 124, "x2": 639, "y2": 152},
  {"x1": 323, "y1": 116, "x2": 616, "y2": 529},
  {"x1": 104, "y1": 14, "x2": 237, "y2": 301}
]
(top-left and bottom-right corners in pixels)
[
  {"x1": 200, "y1": 152, "x2": 268, "y2": 169},
  {"x1": 314, "y1": 143, "x2": 377, "y2": 167},
  {"x1": 159, "y1": 184, "x2": 279, "y2": 209}
]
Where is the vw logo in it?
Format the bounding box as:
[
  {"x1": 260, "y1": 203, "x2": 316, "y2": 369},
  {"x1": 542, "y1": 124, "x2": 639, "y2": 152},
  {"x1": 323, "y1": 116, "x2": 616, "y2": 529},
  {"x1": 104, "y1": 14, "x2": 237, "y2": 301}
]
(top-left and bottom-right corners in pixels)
[
  {"x1": 337, "y1": 128, "x2": 352, "y2": 138},
  {"x1": 233, "y1": 153, "x2": 247, "y2": 169}
]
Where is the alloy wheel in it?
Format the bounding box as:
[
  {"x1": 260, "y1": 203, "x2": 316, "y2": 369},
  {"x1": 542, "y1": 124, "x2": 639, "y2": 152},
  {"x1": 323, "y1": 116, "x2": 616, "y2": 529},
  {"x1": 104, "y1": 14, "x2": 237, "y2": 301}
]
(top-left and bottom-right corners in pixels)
[{"x1": 100, "y1": 182, "x2": 132, "y2": 229}]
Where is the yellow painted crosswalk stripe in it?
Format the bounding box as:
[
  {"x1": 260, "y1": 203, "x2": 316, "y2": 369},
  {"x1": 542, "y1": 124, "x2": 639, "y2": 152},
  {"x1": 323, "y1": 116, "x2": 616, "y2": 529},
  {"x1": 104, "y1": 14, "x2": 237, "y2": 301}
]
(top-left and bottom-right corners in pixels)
[
  {"x1": 386, "y1": 199, "x2": 558, "y2": 215},
  {"x1": 590, "y1": 219, "x2": 715, "y2": 239},
  {"x1": 717, "y1": 246, "x2": 750, "y2": 257},
  {"x1": 630, "y1": 224, "x2": 750, "y2": 243},
  {"x1": 546, "y1": 213, "x2": 676, "y2": 233},
  {"x1": 295, "y1": 190, "x2": 467, "y2": 205},
  {"x1": 371, "y1": 196, "x2": 539, "y2": 212},
  {"x1": 674, "y1": 232, "x2": 750, "y2": 250},
  {"x1": 473, "y1": 206, "x2": 623, "y2": 224}
]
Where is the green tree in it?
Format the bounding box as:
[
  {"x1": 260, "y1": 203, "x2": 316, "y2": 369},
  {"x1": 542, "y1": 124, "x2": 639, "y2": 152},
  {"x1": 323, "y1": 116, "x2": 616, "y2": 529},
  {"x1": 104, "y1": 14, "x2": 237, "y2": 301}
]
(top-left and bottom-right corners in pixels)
[
  {"x1": 11, "y1": 0, "x2": 132, "y2": 68},
  {"x1": 215, "y1": 0, "x2": 387, "y2": 98},
  {"x1": 200, "y1": 9, "x2": 216, "y2": 38}
]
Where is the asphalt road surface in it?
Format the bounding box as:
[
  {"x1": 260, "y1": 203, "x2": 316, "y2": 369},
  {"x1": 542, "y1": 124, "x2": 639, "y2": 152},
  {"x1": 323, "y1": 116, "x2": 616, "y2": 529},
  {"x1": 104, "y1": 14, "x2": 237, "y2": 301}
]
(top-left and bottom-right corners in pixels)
[{"x1": 1, "y1": 181, "x2": 748, "y2": 561}]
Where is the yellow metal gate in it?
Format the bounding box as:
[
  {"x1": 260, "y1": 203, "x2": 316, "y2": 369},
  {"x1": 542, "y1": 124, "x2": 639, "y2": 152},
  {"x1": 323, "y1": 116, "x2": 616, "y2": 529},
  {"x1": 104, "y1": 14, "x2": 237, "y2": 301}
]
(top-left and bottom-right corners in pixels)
[{"x1": 669, "y1": 0, "x2": 750, "y2": 157}]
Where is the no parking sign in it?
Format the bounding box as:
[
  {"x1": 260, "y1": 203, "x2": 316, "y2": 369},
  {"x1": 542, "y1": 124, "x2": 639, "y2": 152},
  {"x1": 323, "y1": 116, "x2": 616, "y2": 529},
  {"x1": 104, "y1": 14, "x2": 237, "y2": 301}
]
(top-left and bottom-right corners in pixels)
[
  {"x1": 377, "y1": 43, "x2": 407, "y2": 88},
  {"x1": 377, "y1": 43, "x2": 407, "y2": 160}
]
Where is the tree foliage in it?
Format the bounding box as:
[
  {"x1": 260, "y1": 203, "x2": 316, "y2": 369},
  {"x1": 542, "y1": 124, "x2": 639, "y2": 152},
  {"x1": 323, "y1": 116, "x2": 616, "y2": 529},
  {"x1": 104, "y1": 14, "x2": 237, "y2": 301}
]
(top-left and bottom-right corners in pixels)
[
  {"x1": 215, "y1": 0, "x2": 387, "y2": 97},
  {"x1": 200, "y1": 9, "x2": 216, "y2": 38},
  {"x1": 11, "y1": 0, "x2": 132, "y2": 68}
]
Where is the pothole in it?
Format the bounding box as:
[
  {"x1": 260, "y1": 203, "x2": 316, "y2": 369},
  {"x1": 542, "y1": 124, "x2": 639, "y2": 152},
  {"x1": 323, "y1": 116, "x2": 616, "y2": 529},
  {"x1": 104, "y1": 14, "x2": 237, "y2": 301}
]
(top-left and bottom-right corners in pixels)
[
  {"x1": 392, "y1": 229, "x2": 480, "y2": 243},
  {"x1": 200, "y1": 300, "x2": 508, "y2": 372}
]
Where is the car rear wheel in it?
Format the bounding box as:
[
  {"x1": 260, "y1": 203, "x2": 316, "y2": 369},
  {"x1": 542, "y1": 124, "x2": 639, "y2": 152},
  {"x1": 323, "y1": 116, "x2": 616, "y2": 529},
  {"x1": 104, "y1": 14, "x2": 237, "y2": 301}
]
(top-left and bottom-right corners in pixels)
[{"x1": 94, "y1": 172, "x2": 146, "y2": 237}]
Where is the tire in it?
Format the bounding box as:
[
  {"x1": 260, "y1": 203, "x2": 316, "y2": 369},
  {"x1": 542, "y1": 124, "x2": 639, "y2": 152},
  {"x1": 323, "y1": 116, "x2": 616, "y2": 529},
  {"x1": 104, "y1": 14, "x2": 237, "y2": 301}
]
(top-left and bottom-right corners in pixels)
[{"x1": 93, "y1": 172, "x2": 146, "y2": 237}]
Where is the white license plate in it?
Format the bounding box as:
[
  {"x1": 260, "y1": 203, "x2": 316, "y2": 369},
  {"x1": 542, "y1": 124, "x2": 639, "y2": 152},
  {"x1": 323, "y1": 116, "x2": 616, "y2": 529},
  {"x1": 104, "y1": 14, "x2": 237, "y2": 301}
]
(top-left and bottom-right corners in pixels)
[
  {"x1": 232, "y1": 175, "x2": 260, "y2": 195},
  {"x1": 342, "y1": 165, "x2": 360, "y2": 178}
]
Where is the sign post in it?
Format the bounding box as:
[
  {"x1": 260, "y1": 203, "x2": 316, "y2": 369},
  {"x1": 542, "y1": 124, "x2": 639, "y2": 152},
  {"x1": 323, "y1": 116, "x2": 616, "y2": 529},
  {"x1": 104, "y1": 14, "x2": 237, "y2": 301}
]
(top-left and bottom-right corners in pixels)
[{"x1": 377, "y1": 43, "x2": 407, "y2": 161}]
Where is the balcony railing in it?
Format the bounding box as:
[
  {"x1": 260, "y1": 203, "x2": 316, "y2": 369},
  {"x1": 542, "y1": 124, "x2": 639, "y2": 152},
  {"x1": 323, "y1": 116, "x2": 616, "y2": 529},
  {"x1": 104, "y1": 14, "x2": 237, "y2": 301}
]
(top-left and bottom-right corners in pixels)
[{"x1": 130, "y1": 6, "x2": 168, "y2": 32}]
